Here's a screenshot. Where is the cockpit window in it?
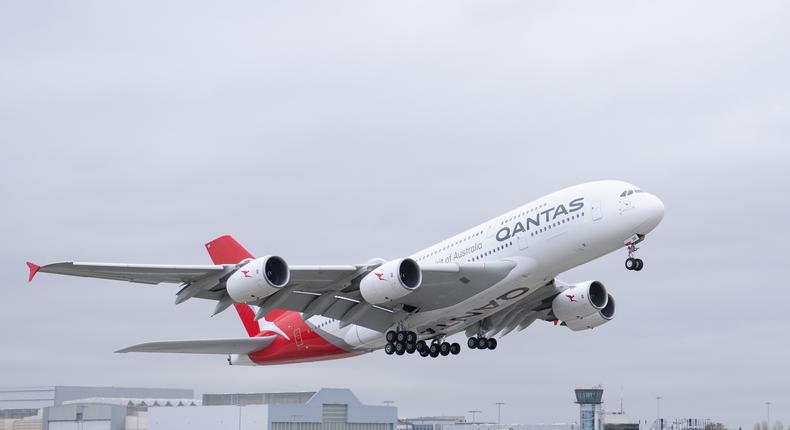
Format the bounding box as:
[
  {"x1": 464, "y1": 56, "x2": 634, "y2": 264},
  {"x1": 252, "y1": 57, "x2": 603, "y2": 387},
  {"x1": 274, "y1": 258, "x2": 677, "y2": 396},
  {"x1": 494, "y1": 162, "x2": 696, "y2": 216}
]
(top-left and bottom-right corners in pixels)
[{"x1": 621, "y1": 189, "x2": 646, "y2": 197}]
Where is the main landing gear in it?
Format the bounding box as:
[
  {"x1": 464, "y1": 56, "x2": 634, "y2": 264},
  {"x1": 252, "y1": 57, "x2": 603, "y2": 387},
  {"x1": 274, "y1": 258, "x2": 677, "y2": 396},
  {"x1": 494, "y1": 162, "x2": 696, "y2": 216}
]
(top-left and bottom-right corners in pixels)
[
  {"x1": 624, "y1": 235, "x2": 644, "y2": 271},
  {"x1": 384, "y1": 331, "x2": 460, "y2": 358},
  {"x1": 467, "y1": 336, "x2": 497, "y2": 350}
]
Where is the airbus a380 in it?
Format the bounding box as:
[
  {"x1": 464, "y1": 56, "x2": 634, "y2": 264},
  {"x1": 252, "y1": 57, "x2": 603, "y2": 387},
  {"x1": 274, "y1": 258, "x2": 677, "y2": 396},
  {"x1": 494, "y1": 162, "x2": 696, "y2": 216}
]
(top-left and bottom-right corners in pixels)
[{"x1": 27, "y1": 180, "x2": 664, "y2": 365}]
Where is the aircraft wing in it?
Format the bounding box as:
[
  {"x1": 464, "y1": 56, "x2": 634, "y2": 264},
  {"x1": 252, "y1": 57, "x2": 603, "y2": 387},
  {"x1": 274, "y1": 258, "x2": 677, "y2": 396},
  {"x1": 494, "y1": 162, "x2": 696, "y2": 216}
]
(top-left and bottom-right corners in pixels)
[
  {"x1": 28, "y1": 261, "x2": 229, "y2": 284},
  {"x1": 249, "y1": 261, "x2": 520, "y2": 332},
  {"x1": 116, "y1": 336, "x2": 276, "y2": 354},
  {"x1": 28, "y1": 259, "x2": 521, "y2": 332}
]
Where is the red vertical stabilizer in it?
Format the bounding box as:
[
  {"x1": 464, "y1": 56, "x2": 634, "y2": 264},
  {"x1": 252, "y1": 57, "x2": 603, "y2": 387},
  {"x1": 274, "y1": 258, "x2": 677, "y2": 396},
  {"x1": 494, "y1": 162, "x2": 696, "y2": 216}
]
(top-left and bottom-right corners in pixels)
[{"x1": 205, "y1": 235, "x2": 260, "y2": 337}]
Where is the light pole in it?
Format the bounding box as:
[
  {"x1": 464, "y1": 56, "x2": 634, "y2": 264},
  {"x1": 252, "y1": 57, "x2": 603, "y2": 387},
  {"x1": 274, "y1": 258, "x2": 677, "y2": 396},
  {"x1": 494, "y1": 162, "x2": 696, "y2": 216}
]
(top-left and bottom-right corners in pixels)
[
  {"x1": 495, "y1": 403, "x2": 505, "y2": 429},
  {"x1": 469, "y1": 410, "x2": 482, "y2": 423},
  {"x1": 766, "y1": 402, "x2": 771, "y2": 428},
  {"x1": 656, "y1": 397, "x2": 662, "y2": 430}
]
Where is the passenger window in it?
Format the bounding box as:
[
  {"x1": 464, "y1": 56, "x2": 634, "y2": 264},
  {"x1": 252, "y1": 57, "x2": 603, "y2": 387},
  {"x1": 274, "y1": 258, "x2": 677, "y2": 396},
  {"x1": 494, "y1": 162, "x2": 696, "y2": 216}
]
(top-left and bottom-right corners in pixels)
[
  {"x1": 620, "y1": 191, "x2": 627, "y2": 197},
  {"x1": 627, "y1": 190, "x2": 634, "y2": 196}
]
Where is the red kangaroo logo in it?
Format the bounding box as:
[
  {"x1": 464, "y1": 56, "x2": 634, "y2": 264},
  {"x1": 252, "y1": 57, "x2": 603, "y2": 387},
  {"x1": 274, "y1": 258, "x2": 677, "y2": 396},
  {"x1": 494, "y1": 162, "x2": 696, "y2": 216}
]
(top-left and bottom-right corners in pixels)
[
  {"x1": 566, "y1": 294, "x2": 577, "y2": 302},
  {"x1": 241, "y1": 270, "x2": 251, "y2": 278},
  {"x1": 374, "y1": 272, "x2": 385, "y2": 281}
]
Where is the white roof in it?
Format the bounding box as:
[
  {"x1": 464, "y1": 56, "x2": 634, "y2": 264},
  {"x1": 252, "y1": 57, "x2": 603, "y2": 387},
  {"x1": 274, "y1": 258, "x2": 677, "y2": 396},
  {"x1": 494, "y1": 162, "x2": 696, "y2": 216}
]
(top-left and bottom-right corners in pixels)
[{"x1": 63, "y1": 398, "x2": 200, "y2": 407}]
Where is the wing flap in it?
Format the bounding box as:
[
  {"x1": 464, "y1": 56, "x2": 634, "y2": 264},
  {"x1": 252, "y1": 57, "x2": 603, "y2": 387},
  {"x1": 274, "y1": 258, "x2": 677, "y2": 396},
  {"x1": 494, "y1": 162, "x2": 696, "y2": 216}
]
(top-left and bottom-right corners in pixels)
[
  {"x1": 394, "y1": 260, "x2": 519, "y2": 311},
  {"x1": 116, "y1": 336, "x2": 276, "y2": 354}
]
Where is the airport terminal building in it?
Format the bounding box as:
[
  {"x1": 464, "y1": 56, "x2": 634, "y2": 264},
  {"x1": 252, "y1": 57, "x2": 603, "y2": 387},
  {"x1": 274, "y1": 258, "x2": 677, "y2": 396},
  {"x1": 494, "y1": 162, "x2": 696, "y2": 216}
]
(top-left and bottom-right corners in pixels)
[{"x1": 0, "y1": 387, "x2": 395, "y2": 430}]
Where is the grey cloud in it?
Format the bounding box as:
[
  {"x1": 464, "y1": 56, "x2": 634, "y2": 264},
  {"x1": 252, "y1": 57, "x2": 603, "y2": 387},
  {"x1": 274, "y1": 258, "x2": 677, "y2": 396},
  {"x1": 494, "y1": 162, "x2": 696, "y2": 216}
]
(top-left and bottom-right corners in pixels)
[{"x1": 1, "y1": 1, "x2": 789, "y2": 429}]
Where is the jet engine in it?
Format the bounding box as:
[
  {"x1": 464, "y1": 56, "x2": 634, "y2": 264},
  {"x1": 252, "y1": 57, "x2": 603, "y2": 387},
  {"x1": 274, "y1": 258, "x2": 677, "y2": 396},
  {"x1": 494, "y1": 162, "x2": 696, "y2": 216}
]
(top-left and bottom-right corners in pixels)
[
  {"x1": 564, "y1": 294, "x2": 615, "y2": 331},
  {"x1": 360, "y1": 258, "x2": 422, "y2": 305},
  {"x1": 226, "y1": 256, "x2": 290, "y2": 303},
  {"x1": 552, "y1": 280, "x2": 610, "y2": 325}
]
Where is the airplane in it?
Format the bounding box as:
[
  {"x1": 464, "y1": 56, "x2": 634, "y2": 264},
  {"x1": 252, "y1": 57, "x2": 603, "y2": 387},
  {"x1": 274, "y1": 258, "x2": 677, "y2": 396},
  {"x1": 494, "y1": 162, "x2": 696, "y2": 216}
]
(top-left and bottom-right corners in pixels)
[{"x1": 26, "y1": 180, "x2": 664, "y2": 365}]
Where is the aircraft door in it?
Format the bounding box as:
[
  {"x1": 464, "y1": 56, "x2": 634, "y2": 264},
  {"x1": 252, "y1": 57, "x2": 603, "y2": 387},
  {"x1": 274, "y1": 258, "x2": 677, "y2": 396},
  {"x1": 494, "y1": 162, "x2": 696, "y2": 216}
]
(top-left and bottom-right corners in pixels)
[
  {"x1": 591, "y1": 200, "x2": 603, "y2": 221},
  {"x1": 518, "y1": 233, "x2": 529, "y2": 250},
  {"x1": 293, "y1": 328, "x2": 304, "y2": 348}
]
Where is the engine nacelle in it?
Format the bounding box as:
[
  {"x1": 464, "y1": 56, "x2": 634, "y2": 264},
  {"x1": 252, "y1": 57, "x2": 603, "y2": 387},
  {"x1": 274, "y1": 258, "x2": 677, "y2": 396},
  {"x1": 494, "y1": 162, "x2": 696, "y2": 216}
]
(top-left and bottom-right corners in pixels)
[
  {"x1": 564, "y1": 294, "x2": 616, "y2": 331},
  {"x1": 552, "y1": 280, "x2": 609, "y2": 323},
  {"x1": 226, "y1": 256, "x2": 290, "y2": 303},
  {"x1": 360, "y1": 258, "x2": 422, "y2": 305}
]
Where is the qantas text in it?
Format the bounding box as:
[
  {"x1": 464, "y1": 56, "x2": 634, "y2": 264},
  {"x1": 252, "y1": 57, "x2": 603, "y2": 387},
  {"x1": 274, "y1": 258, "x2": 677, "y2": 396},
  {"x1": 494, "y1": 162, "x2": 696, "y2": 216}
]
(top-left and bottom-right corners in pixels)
[{"x1": 495, "y1": 197, "x2": 585, "y2": 242}]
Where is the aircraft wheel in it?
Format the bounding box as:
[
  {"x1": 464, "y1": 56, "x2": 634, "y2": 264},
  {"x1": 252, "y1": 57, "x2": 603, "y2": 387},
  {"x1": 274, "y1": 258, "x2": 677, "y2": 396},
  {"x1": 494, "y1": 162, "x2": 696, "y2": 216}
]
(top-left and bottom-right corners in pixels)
[
  {"x1": 487, "y1": 338, "x2": 498, "y2": 350},
  {"x1": 395, "y1": 342, "x2": 405, "y2": 355},
  {"x1": 634, "y1": 259, "x2": 644, "y2": 271},
  {"x1": 386, "y1": 331, "x2": 397, "y2": 343},
  {"x1": 384, "y1": 343, "x2": 395, "y2": 355},
  {"x1": 477, "y1": 337, "x2": 488, "y2": 349},
  {"x1": 429, "y1": 343, "x2": 440, "y2": 356},
  {"x1": 625, "y1": 258, "x2": 636, "y2": 270},
  {"x1": 416, "y1": 340, "x2": 428, "y2": 352},
  {"x1": 467, "y1": 337, "x2": 478, "y2": 349},
  {"x1": 406, "y1": 331, "x2": 417, "y2": 343},
  {"x1": 419, "y1": 348, "x2": 430, "y2": 357},
  {"x1": 430, "y1": 348, "x2": 440, "y2": 358},
  {"x1": 406, "y1": 342, "x2": 416, "y2": 354},
  {"x1": 439, "y1": 342, "x2": 451, "y2": 356},
  {"x1": 450, "y1": 343, "x2": 461, "y2": 355},
  {"x1": 396, "y1": 331, "x2": 408, "y2": 343}
]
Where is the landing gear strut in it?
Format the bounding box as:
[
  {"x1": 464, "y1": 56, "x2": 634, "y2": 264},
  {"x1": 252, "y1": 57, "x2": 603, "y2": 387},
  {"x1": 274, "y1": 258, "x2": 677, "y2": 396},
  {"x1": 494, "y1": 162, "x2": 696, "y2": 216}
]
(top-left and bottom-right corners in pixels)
[{"x1": 624, "y1": 235, "x2": 644, "y2": 271}]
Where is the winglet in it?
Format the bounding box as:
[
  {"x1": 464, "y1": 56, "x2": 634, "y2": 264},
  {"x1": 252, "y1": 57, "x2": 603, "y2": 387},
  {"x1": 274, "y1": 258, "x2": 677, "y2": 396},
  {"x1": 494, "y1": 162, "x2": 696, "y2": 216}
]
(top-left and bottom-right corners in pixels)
[{"x1": 26, "y1": 262, "x2": 41, "y2": 282}]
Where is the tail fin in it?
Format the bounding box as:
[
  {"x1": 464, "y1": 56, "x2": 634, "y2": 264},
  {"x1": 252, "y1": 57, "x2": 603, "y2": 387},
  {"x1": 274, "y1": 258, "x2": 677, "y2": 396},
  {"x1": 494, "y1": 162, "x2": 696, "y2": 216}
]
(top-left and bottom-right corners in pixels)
[{"x1": 205, "y1": 235, "x2": 260, "y2": 337}]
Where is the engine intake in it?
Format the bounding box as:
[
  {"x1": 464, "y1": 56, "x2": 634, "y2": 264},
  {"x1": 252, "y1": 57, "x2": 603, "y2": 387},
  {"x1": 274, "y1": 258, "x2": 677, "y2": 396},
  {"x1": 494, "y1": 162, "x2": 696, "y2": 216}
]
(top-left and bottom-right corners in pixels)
[
  {"x1": 360, "y1": 258, "x2": 422, "y2": 305},
  {"x1": 226, "y1": 256, "x2": 290, "y2": 303},
  {"x1": 552, "y1": 280, "x2": 609, "y2": 323},
  {"x1": 564, "y1": 294, "x2": 616, "y2": 331}
]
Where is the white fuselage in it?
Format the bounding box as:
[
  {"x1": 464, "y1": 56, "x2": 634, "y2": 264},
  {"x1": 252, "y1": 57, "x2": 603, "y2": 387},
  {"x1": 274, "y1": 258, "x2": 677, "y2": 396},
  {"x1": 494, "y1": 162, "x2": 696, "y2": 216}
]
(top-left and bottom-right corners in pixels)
[{"x1": 303, "y1": 180, "x2": 665, "y2": 352}]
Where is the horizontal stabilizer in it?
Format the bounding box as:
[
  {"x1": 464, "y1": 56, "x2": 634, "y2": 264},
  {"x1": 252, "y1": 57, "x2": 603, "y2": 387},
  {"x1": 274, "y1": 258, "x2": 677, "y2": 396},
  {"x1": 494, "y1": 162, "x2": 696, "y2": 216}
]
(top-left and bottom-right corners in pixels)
[{"x1": 116, "y1": 336, "x2": 276, "y2": 354}]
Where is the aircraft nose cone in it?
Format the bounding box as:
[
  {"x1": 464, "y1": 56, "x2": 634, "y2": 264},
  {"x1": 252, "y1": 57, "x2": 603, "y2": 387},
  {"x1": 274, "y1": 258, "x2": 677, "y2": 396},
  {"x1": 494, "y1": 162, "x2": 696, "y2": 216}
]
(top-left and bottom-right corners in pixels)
[{"x1": 639, "y1": 193, "x2": 665, "y2": 233}]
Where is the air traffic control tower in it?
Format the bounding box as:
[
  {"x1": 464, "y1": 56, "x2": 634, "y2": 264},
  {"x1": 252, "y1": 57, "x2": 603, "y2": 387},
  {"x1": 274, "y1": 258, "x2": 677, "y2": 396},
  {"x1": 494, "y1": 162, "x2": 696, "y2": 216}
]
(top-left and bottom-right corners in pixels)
[{"x1": 575, "y1": 388, "x2": 604, "y2": 430}]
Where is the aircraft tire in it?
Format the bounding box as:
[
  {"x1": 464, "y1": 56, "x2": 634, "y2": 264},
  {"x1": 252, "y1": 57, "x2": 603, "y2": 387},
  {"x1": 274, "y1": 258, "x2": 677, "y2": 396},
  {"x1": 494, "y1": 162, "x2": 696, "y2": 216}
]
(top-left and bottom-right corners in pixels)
[
  {"x1": 625, "y1": 258, "x2": 636, "y2": 270},
  {"x1": 467, "y1": 337, "x2": 478, "y2": 349},
  {"x1": 634, "y1": 259, "x2": 644, "y2": 271},
  {"x1": 450, "y1": 343, "x2": 461, "y2": 355},
  {"x1": 396, "y1": 331, "x2": 408, "y2": 343},
  {"x1": 386, "y1": 331, "x2": 397, "y2": 343},
  {"x1": 405, "y1": 331, "x2": 417, "y2": 343},
  {"x1": 477, "y1": 337, "x2": 488, "y2": 349},
  {"x1": 406, "y1": 342, "x2": 416, "y2": 354},
  {"x1": 487, "y1": 338, "x2": 498, "y2": 350},
  {"x1": 439, "y1": 342, "x2": 450, "y2": 356},
  {"x1": 416, "y1": 340, "x2": 428, "y2": 352},
  {"x1": 385, "y1": 343, "x2": 395, "y2": 355},
  {"x1": 419, "y1": 349, "x2": 430, "y2": 357}
]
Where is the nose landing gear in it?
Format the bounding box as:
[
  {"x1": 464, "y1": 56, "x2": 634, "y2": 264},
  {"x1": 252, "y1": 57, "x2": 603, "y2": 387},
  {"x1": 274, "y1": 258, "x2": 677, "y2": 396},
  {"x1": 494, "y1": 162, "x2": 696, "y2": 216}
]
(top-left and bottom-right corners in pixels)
[{"x1": 624, "y1": 235, "x2": 644, "y2": 271}]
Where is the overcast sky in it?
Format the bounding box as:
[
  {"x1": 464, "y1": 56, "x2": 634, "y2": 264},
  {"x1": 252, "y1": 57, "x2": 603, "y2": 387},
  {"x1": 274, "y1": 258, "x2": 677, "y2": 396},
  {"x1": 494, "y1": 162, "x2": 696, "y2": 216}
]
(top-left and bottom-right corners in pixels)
[{"x1": 1, "y1": 1, "x2": 789, "y2": 428}]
